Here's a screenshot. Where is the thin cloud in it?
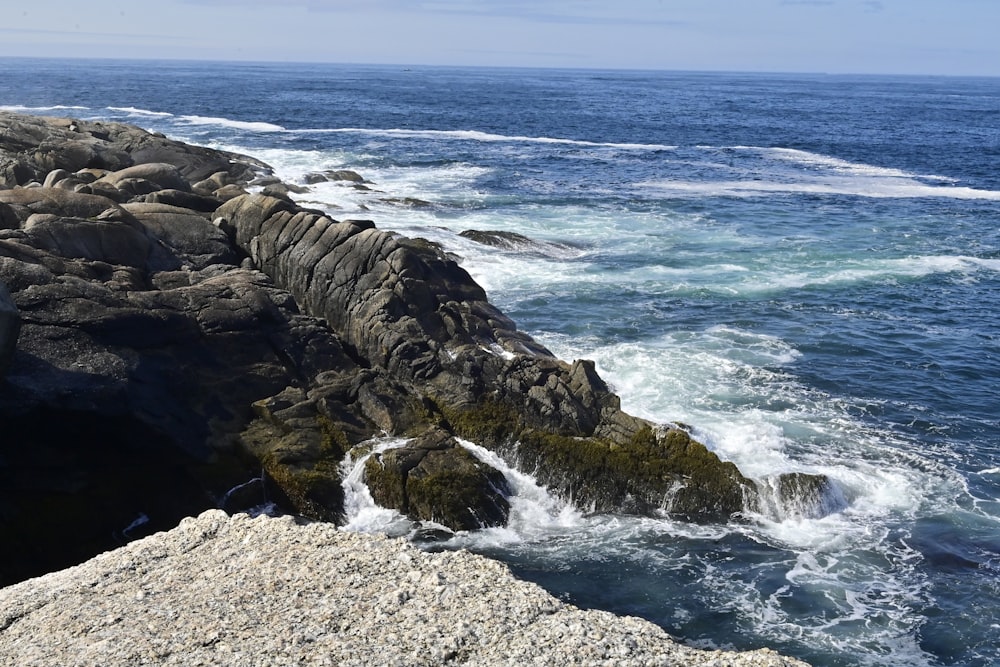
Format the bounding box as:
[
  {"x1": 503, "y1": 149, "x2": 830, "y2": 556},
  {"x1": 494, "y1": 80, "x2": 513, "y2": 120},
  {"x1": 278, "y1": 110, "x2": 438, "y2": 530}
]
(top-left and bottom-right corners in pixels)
[
  {"x1": 178, "y1": 0, "x2": 689, "y2": 27},
  {"x1": 0, "y1": 26, "x2": 184, "y2": 40}
]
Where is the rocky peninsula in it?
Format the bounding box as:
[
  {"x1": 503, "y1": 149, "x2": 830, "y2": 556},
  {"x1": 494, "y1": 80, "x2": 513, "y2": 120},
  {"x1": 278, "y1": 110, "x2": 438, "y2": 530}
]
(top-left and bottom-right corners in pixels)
[{"x1": 0, "y1": 110, "x2": 822, "y2": 662}]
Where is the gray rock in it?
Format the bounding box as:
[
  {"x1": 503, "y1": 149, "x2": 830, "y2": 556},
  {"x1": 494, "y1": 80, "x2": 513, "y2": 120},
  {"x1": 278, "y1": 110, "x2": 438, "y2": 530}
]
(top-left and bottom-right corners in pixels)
[
  {"x1": 192, "y1": 170, "x2": 235, "y2": 195},
  {"x1": 0, "y1": 511, "x2": 810, "y2": 667},
  {"x1": 218, "y1": 193, "x2": 759, "y2": 521},
  {"x1": 0, "y1": 111, "x2": 267, "y2": 185},
  {"x1": 21, "y1": 213, "x2": 151, "y2": 267},
  {"x1": 144, "y1": 188, "x2": 222, "y2": 213},
  {"x1": 42, "y1": 168, "x2": 71, "y2": 188},
  {"x1": 305, "y1": 168, "x2": 367, "y2": 184},
  {"x1": 0, "y1": 112, "x2": 833, "y2": 588},
  {"x1": 122, "y1": 202, "x2": 235, "y2": 270},
  {"x1": 213, "y1": 183, "x2": 249, "y2": 201},
  {"x1": 0, "y1": 157, "x2": 35, "y2": 187},
  {"x1": 97, "y1": 162, "x2": 191, "y2": 193},
  {"x1": 0, "y1": 187, "x2": 122, "y2": 222}
]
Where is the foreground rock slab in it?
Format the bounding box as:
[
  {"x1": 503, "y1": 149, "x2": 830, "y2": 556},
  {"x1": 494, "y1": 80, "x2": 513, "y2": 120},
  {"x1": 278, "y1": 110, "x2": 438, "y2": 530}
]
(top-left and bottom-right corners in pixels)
[{"x1": 0, "y1": 511, "x2": 807, "y2": 667}]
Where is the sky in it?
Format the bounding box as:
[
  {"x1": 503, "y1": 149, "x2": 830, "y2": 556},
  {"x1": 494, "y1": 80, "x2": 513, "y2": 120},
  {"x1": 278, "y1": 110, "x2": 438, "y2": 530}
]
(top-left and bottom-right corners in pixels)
[{"x1": 0, "y1": 0, "x2": 998, "y2": 76}]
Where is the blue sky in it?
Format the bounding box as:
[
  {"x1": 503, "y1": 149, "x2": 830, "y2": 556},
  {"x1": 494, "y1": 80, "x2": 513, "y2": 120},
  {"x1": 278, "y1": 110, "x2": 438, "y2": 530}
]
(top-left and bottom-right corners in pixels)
[{"x1": 0, "y1": 0, "x2": 997, "y2": 76}]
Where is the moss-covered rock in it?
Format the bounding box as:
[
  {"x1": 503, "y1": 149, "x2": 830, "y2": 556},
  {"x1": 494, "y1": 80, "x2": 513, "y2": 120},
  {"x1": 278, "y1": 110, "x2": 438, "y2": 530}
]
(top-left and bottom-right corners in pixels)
[
  {"x1": 239, "y1": 415, "x2": 349, "y2": 523},
  {"x1": 437, "y1": 401, "x2": 756, "y2": 523},
  {"x1": 364, "y1": 429, "x2": 511, "y2": 531}
]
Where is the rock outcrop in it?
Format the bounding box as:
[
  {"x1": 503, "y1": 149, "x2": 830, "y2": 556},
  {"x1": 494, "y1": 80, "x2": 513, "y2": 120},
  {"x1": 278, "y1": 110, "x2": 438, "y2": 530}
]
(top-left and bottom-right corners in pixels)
[
  {"x1": 0, "y1": 110, "x2": 833, "y2": 585},
  {"x1": 0, "y1": 510, "x2": 809, "y2": 667}
]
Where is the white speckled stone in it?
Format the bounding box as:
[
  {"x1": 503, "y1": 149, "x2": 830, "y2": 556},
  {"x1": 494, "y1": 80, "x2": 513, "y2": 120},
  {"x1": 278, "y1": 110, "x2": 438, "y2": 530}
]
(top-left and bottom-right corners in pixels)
[{"x1": 0, "y1": 510, "x2": 810, "y2": 666}]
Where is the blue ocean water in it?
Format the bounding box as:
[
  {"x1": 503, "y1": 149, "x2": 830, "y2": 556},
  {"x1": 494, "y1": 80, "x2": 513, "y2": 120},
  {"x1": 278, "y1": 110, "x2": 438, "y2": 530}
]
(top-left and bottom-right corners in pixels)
[{"x1": 2, "y1": 58, "x2": 999, "y2": 667}]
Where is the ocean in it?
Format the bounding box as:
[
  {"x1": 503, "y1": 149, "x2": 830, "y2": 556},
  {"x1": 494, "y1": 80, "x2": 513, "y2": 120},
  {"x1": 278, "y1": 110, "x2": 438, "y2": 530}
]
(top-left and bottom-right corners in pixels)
[{"x1": 2, "y1": 58, "x2": 999, "y2": 667}]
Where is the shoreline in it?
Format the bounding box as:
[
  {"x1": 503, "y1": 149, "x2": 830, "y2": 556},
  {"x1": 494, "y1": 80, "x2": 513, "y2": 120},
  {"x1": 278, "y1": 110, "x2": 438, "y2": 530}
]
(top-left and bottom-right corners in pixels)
[
  {"x1": 0, "y1": 510, "x2": 808, "y2": 666},
  {"x1": 0, "y1": 109, "x2": 811, "y2": 664}
]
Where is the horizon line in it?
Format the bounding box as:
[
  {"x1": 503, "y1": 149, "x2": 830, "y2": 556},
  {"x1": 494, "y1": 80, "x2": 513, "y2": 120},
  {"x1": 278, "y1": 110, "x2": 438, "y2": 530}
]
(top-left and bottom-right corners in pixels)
[{"x1": 1, "y1": 54, "x2": 998, "y2": 81}]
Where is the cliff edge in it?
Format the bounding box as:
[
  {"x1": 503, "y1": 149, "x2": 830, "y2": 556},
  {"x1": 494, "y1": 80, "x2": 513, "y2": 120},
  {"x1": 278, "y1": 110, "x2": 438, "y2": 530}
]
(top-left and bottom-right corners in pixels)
[{"x1": 0, "y1": 510, "x2": 808, "y2": 667}]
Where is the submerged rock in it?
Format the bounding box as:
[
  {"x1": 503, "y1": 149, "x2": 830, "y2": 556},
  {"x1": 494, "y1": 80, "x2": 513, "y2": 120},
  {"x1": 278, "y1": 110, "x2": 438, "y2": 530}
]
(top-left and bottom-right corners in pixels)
[
  {"x1": 459, "y1": 229, "x2": 578, "y2": 257},
  {"x1": 757, "y1": 472, "x2": 847, "y2": 520}
]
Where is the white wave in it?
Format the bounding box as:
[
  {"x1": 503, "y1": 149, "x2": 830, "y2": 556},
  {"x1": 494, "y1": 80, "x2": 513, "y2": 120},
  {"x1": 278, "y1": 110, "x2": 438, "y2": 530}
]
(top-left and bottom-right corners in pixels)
[
  {"x1": 641, "y1": 176, "x2": 1000, "y2": 200},
  {"x1": 339, "y1": 438, "x2": 413, "y2": 537},
  {"x1": 761, "y1": 146, "x2": 953, "y2": 182},
  {"x1": 761, "y1": 255, "x2": 1000, "y2": 292},
  {"x1": 121, "y1": 512, "x2": 150, "y2": 538},
  {"x1": 178, "y1": 114, "x2": 286, "y2": 133},
  {"x1": 640, "y1": 145, "x2": 997, "y2": 199},
  {"x1": 0, "y1": 104, "x2": 90, "y2": 112},
  {"x1": 300, "y1": 126, "x2": 677, "y2": 151},
  {"x1": 108, "y1": 106, "x2": 174, "y2": 117},
  {"x1": 443, "y1": 439, "x2": 583, "y2": 548}
]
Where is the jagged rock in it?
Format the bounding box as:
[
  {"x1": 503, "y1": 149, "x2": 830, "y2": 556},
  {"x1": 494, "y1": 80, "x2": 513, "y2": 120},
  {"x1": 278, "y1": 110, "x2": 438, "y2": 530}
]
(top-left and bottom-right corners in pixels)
[
  {"x1": 0, "y1": 224, "x2": 368, "y2": 582},
  {"x1": 0, "y1": 156, "x2": 35, "y2": 187},
  {"x1": 459, "y1": 228, "x2": 577, "y2": 257},
  {"x1": 220, "y1": 192, "x2": 761, "y2": 522},
  {"x1": 0, "y1": 281, "x2": 19, "y2": 377},
  {"x1": 459, "y1": 229, "x2": 536, "y2": 249},
  {"x1": 365, "y1": 428, "x2": 511, "y2": 531}
]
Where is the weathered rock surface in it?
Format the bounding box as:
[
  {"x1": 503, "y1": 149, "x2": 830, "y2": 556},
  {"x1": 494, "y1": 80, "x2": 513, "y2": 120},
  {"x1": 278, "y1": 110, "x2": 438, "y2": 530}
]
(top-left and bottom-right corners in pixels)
[
  {"x1": 216, "y1": 191, "x2": 766, "y2": 521},
  {"x1": 0, "y1": 510, "x2": 810, "y2": 667},
  {"x1": 0, "y1": 110, "x2": 834, "y2": 585}
]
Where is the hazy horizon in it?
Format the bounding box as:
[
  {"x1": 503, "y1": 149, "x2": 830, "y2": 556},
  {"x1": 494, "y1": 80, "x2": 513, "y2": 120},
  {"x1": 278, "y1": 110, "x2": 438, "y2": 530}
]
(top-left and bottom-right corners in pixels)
[{"x1": 1, "y1": 1, "x2": 998, "y2": 78}]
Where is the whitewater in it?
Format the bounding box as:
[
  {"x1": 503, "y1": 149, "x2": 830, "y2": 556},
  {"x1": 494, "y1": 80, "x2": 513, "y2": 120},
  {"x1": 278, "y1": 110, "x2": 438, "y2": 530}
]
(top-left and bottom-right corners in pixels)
[{"x1": 2, "y1": 59, "x2": 998, "y2": 667}]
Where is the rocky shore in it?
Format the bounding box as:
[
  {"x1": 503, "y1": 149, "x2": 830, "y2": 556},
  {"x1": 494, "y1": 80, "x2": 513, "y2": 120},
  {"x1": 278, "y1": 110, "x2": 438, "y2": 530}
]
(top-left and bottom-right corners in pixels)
[
  {"x1": 0, "y1": 109, "x2": 822, "y2": 663},
  {"x1": 0, "y1": 510, "x2": 807, "y2": 666}
]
